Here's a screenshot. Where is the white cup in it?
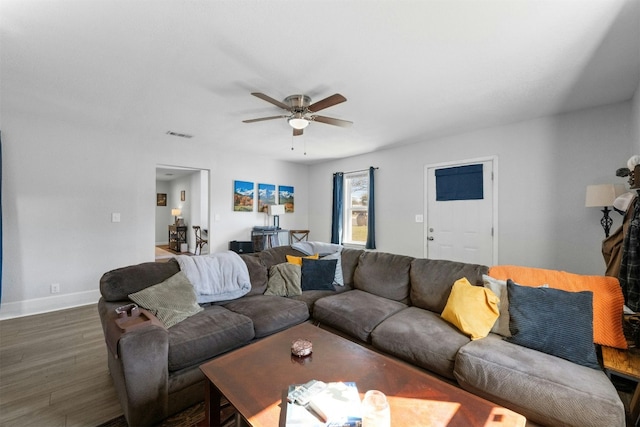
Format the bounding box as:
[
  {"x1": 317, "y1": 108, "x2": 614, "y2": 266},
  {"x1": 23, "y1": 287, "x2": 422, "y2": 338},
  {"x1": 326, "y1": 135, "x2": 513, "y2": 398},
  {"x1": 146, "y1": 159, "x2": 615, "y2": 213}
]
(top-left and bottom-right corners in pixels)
[{"x1": 362, "y1": 390, "x2": 390, "y2": 427}]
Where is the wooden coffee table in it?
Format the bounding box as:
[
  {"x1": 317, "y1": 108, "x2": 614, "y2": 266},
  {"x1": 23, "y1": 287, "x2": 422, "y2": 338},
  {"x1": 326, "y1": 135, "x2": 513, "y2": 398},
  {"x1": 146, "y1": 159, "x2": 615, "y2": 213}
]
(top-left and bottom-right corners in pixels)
[{"x1": 200, "y1": 323, "x2": 526, "y2": 427}]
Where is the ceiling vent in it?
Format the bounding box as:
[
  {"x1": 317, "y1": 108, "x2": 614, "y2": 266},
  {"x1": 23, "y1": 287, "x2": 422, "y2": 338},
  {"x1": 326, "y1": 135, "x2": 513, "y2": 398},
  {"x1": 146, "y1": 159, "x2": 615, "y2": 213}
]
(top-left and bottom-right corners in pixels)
[{"x1": 166, "y1": 131, "x2": 193, "y2": 139}]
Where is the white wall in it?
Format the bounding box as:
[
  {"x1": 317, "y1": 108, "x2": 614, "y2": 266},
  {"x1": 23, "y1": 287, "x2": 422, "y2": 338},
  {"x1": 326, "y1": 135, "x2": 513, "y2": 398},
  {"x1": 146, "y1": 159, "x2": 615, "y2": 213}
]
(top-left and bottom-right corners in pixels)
[
  {"x1": 632, "y1": 79, "x2": 640, "y2": 153},
  {"x1": 309, "y1": 102, "x2": 634, "y2": 275},
  {"x1": 1, "y1": 113, "x2": 309, "y2": 319},
  {"x1": 2, "y1": 99, "x2": 636, "y2": 319}
]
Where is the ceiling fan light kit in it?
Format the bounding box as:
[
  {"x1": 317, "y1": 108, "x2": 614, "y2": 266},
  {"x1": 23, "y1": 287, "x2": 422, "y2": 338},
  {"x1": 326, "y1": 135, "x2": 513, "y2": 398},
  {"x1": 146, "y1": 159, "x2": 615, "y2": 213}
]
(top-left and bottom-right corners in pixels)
[
  {"x1": 243, "y1": 92, "x2": 352, "y2": 137},
  {"x1": 288, "y1": 115, "x2": 309, "y2": 130}
]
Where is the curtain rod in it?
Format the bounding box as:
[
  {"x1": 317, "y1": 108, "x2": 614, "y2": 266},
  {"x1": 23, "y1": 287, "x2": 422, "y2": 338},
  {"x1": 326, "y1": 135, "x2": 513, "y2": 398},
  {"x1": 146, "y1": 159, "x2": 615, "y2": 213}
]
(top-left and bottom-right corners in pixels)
[{"x1": 335, "y1": 167, "x2": 379, "y2": 175}]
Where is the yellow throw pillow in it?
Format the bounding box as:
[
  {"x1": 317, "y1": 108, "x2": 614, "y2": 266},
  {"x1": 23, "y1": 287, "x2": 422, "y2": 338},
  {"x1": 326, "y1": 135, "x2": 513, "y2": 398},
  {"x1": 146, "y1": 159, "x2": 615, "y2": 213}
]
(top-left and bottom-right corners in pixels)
[
  {"x1": 441, "y1": 277, "x2": 500, "y2": 340},
  {"x1": 286, "y1": 253, "x2": 319, "y2": 266}
]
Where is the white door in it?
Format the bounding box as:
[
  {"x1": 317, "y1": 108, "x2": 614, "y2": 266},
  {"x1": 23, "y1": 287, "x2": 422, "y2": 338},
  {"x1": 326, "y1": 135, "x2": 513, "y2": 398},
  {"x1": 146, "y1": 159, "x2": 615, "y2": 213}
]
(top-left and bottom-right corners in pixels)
[{"x1": 425, "y1": 158, "x2": 496, "y2": 265}]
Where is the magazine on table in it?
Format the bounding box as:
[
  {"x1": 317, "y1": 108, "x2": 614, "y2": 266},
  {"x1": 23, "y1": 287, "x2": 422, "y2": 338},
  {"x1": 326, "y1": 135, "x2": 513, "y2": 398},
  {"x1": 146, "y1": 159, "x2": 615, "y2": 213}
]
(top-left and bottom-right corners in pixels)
[{"x1": 285, "y1": 381, "x2": 362, "y2": 427}]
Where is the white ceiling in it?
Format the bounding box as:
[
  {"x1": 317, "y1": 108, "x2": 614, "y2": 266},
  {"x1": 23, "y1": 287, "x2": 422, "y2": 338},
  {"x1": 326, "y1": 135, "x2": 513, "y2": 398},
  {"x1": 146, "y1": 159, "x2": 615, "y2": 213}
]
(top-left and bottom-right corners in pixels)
[{"x1": 2, "y1": 0, "x2": 639, "y2": 165}]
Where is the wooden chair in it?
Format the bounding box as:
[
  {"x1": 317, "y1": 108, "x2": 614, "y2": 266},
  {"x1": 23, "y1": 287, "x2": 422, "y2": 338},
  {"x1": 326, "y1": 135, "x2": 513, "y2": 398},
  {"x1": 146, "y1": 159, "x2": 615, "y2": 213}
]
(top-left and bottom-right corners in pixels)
[
  {"x1": 289, "y1": 229, "x2": 310, "y2": 245},
  {"x1": 193, "y1": 226, "x2": 208, "y2": 255}
]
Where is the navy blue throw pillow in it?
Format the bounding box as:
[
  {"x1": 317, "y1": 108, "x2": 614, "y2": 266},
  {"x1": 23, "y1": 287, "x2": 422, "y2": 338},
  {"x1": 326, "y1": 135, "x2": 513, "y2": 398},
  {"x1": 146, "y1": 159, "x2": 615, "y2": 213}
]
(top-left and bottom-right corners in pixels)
[
  {"x1": 301, "y1": 258, "x2": 337, "y2": 291},
  {"x1": 505, "y1": 279, "x2": 600, "y2": 370}
]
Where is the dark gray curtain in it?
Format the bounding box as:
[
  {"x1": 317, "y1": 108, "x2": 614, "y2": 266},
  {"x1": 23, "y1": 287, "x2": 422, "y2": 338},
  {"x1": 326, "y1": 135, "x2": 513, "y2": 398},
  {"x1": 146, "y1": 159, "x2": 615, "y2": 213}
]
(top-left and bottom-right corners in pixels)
[
  {"x1": 366, "y1": 166, "x2": 376, "y2": 249},
  {"x1": 331, "y1": 172, "x2": 344, "y2": 244}
]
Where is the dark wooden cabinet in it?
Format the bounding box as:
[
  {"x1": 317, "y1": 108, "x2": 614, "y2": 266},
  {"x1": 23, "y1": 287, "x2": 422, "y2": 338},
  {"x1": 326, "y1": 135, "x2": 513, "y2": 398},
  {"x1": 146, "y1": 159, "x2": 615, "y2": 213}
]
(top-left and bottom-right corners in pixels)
[{"x1": 169, "y1": 225, "x2": 187, "y2": 252}]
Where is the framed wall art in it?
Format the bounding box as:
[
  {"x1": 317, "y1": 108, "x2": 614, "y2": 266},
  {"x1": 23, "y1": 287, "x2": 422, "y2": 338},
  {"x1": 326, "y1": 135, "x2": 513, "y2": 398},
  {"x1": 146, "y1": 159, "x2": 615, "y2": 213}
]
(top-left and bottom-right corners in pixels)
[
  {"x1": 181, "y1": 190, "x2": 186, "y2": 201},
  {"x1": 278, "y1": 185, "x2": 294, "y2": 212},
  {"x1": 233, "y1": 180, "x2": 254, "y2": 212},
  {"x1": 157, "y1": 193, "x2": 167, "y2": 206},
  {"x1": 258, "y1": 183, "x2": 276, "y2": 213}
]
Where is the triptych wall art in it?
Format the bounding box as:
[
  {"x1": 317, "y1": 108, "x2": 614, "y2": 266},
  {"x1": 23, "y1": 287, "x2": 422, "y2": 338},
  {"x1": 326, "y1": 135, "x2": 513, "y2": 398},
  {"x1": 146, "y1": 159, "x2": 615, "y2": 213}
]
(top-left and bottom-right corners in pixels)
[{"x1": 233, "y1": 180, "x2": 294, "y2": 212}]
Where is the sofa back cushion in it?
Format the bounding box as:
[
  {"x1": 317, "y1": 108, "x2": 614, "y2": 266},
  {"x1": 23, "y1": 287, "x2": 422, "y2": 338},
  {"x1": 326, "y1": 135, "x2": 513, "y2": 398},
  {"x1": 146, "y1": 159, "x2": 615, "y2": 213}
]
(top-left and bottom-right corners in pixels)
[
  {"x1": 354, "y1": 251, "x2": 414, "y2": 303},
  {"x1": 100, "y1": 258, "x2": 181, "y2": 301},
  {"x1": 257, "y1": 246, "x2": 308, "y2": 269},
  {"x1": 239, "y1": 254, "x2": 268, "y2": 296},
  {"x1": 340, "y1": 248, "x2": 364, "y2": 286},
  {"x1": 410, "y1": 259, "x2": 489, "y2": 313}
]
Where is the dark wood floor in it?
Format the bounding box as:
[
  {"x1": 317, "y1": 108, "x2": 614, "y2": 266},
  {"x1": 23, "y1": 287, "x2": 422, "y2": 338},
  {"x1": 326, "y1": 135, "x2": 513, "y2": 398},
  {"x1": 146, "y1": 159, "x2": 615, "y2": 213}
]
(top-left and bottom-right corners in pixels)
[{"x1": 0, "y1": 305, "x2": 122, "y2": 426}]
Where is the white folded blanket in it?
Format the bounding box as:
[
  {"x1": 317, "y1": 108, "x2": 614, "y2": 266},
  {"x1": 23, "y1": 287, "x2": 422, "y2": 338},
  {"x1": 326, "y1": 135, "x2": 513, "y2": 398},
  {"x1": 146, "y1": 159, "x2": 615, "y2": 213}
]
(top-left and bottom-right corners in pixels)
[
  {"x1": 291, "y1": 241, "x2": 343, "y2": 256},
  {"x1": 175, "y1": 251, "x2": 251, "y2": 303}
]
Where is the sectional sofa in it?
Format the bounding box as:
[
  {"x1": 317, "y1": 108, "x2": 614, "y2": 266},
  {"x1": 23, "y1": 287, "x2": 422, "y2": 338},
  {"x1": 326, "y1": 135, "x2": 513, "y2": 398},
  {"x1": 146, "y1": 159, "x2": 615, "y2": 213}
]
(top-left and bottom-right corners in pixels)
[{"x1": 97, "y1": 245, "x2": 627, "y2": 427}]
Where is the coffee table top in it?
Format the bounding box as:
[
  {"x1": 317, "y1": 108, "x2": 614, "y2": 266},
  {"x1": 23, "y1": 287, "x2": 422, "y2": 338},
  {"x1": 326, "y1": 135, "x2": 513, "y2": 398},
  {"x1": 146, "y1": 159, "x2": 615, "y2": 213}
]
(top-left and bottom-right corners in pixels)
[{"x1": 200, "y1": 322, "x2": 526, "y2": 427}]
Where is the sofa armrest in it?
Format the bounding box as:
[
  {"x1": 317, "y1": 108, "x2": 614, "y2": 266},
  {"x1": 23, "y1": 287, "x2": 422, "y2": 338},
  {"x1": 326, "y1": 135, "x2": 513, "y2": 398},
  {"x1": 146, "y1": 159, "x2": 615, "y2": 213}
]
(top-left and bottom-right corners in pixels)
[
  {"x1": 99, "y1": 298, "x2": 169, "y2": 426},
  {"x1": 116, "y1": 325, "x2": 169, "y2": 426}
]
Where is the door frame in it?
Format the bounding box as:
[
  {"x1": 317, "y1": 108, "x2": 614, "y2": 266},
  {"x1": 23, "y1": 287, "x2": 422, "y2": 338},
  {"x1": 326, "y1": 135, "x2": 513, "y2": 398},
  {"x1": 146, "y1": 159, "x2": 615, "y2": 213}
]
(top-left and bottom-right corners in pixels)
[{"x1": 423, "y1": 156, "x2": 499, "y2": 264}]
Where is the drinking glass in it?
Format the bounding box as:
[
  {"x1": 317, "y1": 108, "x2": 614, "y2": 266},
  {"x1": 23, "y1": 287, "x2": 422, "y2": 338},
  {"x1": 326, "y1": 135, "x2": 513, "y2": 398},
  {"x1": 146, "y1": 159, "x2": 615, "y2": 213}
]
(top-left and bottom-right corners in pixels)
[{"x1": 362, "y1": 390, "x2": 390, "y2": 427}]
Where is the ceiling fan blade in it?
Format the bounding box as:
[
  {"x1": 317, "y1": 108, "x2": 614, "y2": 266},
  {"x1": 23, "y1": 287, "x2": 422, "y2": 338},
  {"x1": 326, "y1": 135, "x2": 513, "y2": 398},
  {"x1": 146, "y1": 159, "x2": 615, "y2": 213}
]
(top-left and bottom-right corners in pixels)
[
  {"x1": 293, "y1": 128, "x2": 304, "y2": 137},
  {"x1": 308, "y1": 93, "x2": 347, "y2": 113},
  {"x1": 242, "y1": 115, "x2": 288, "y2": 123},
  {"x1": 312, "y1": 115, "x2": 353, "y2": 127},
  {"x1": 251, "y1": 92, "x2": 290, "y2": 110}
]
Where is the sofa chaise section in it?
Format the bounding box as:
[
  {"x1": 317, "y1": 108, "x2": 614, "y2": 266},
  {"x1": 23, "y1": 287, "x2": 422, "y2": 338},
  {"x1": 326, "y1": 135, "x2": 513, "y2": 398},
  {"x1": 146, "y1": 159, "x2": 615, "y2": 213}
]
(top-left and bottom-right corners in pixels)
[{"x1": 454, "y1": 333, "x2": 626, "y2": 427}]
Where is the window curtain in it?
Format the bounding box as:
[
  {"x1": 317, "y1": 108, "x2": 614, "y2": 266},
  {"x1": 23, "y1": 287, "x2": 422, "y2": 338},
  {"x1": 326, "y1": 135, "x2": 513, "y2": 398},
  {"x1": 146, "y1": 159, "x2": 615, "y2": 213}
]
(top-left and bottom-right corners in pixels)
[
  {"x1": 331, "y1": 172, "x2": 344, "y2": 244},
  {"x1": 366, "y1": 166, "x2": 376, "y2": 249}
]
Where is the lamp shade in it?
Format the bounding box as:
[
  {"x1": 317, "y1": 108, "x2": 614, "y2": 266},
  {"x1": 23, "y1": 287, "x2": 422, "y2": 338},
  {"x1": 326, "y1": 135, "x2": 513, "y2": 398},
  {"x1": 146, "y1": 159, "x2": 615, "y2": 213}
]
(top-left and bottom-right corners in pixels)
[
  {"x1": 267, "y1": 204, "x2": 285, "y2": 215},
  {"x1": 171, "y1": 208, "x2": 181, "y2": 216},
  {"x1": 585, "y1": 184, "x2": 626, "y2": 207}
]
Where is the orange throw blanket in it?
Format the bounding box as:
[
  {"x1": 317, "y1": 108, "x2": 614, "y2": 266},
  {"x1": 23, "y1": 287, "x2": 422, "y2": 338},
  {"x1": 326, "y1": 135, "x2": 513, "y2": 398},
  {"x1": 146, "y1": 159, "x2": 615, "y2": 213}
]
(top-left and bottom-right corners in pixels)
[{"x1": 488, "y1": 265, "x2": 627, "y2": 349}]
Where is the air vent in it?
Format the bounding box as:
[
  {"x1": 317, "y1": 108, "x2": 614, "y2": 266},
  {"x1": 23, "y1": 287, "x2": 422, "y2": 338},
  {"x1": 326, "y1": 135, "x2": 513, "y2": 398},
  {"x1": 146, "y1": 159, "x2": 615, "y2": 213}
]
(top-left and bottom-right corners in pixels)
[{"x1": 166, "y1": 131, "x2": 193, "y2": 139}]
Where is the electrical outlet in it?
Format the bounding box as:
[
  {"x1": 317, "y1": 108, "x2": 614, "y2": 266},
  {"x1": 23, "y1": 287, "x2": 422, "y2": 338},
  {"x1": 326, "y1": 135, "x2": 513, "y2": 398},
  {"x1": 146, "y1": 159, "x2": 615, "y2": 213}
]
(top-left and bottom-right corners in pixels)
[{"x1": 51, "y1": 283, "x2": 60, "y2": 294}]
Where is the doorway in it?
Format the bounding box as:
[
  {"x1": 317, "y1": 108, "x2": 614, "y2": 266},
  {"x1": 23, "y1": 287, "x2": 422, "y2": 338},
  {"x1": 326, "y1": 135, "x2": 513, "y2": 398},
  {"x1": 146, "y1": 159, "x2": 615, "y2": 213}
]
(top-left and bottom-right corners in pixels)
[
  {"x1": 424, "y1": 157, "x2": 497, "y2": 265},
  {"x1": 156, "y1": 165, "x2": 210, "y2": 258}
]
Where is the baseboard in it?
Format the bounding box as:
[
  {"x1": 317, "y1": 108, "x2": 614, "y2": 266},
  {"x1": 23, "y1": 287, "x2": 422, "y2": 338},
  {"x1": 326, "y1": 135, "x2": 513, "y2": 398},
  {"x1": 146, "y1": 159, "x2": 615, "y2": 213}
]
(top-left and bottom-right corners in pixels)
[{"x1": 0, "y1": 289, "x2": 101, "y2": 320}]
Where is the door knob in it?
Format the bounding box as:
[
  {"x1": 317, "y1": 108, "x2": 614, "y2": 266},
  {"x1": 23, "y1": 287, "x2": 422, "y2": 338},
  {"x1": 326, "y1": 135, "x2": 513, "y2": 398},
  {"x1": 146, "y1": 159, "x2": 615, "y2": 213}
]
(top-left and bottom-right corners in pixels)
[{"x1": 427, "y1": 236, "x2": 434, "y2": 241}]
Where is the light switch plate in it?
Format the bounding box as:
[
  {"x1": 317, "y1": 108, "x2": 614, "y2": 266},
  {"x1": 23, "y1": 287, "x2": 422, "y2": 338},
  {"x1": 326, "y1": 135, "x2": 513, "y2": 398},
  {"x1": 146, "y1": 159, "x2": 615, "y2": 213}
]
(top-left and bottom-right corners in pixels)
[
  {"x1": 415, "y1": 214, "x2": 424, "y2": 223},
  {"x1": 111, "y1": 213, "x2": 121, "y2": 223}
]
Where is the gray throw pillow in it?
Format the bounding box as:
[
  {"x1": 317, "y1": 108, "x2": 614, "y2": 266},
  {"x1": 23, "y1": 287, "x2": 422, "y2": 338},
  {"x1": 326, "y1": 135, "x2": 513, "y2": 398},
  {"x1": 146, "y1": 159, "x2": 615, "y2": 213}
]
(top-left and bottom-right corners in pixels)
[
  {"x1": 506, "y1": 279, "x2": 600, "y2": 369},
  {"x1": 482, "y1": 275, "x2": 510, "y2": 337},
  {"x1": 128, "y1": 271, "x2": 203, "y2": 328},
  {"x1": 321, "y1": 252, "x2": 344, "y2": 286}
]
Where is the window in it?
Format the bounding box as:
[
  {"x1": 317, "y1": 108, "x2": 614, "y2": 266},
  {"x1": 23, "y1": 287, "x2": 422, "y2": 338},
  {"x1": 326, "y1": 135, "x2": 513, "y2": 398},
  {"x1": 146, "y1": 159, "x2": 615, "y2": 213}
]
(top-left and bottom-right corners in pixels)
[{"x1": 343, "y1": 172, "x2": 369, "y2": 244}]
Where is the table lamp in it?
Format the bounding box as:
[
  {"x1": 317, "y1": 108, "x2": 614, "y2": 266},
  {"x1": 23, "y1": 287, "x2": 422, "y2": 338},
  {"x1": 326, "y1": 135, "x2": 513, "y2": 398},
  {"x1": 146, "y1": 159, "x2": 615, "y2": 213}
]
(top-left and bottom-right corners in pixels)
[
  {"x1": 267, "y1": 205, "x2": 285, "y2": 229},
  {"x1": 171, "y1": 208, "x2": 181, "y2": 225}
]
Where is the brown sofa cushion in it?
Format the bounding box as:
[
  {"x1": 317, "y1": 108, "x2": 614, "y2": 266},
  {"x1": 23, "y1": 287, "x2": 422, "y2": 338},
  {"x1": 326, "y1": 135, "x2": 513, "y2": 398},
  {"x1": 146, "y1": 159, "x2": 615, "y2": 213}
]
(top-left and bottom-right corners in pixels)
[
  {"x1": 223, "y1": 295, "x2": 309, "y2": 338},
  {"x1": 410, "y1": 258, "x2": 488, "y2": 313},
  {"x1": 100, "y1": 259, "x2": 181, "y2": 301},
  {"x1": 353, "y1": 252, "x2": 414, "y2": 303},
  {"x1": 371, "y1": 306, "x2": 470, "y2": 379},
  {"x1": 313, "y1": 290, "x2": 407, "y2": 342},
  {"x1": 167, "y1": 305, "x2": 254, "y2": 371},
  {"x1": 239, "y1": 253, "x2": 268, "y2": 296},
  {"x1": 339, "y1": 248, "x2": 364, "y2": 286},
  {"x1": 257, "y1": 246, "x2": 308, "y2": 269}
]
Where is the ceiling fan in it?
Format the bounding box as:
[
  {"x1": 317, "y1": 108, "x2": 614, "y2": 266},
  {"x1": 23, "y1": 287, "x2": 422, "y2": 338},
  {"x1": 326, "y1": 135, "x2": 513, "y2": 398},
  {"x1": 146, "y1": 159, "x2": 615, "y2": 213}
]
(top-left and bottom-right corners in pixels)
[{"x1": 242, "y1": 92, "x2": 353, "y2": 136}]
